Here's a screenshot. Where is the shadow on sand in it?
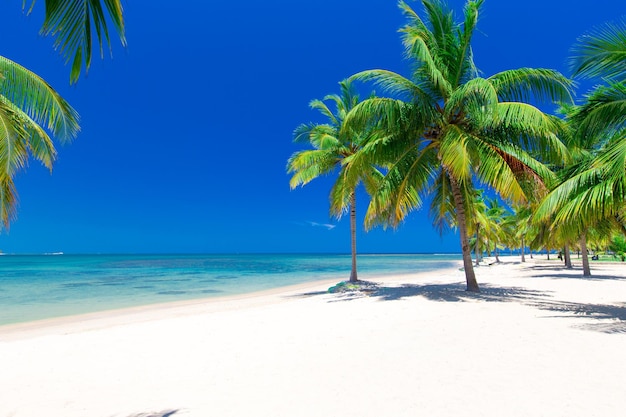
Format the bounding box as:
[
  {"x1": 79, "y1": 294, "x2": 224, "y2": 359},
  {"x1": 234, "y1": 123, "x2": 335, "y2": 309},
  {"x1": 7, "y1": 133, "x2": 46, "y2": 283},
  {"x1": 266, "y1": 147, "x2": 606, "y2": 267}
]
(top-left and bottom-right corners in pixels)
[
  {"x1": 293, "y1": 271, "x2": 626, "y2": 334},
  {"x1": 126, "y1": 410, "x2": 179, "y2": 417}
]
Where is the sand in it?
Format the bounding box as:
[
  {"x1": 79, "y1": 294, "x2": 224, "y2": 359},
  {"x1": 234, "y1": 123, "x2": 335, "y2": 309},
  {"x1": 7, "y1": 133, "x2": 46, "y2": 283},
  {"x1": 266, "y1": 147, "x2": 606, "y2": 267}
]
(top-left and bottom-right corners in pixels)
[{"x1": 1, "y1": 255, "x2": 625, "y2": 417}]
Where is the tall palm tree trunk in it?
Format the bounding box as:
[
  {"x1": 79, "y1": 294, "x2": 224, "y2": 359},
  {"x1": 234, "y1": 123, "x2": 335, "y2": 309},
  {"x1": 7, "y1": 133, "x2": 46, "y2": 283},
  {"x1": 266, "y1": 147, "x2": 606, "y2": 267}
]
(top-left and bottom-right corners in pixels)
[
  {"x1": 580, "y1": 232, "x2": 591, "y2": 277},
  {"x1": 564, "y1": 243, "x2": 572, "y2": 269},
  {"x1": 521, "y1": 237, "x2": 526, "y2": 262},
  {"x1": 349, "y1": 193, "x2": 358, "y2": 282},
  {"x1": 449, "y1": 175, "x2": 480, "y2": 292}
]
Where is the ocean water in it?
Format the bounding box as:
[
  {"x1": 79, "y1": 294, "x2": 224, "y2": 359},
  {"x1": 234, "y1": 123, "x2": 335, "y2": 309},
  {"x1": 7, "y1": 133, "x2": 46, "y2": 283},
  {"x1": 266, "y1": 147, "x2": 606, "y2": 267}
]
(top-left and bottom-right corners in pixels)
[{"x1": 0, "y1": 253, "x2": 460, "y2": 326}]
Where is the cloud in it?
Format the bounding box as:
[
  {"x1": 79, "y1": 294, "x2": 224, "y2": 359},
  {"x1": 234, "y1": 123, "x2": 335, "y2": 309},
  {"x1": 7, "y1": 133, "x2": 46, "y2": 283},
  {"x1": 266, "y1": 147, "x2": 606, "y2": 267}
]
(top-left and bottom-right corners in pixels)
[{"x1": 307, "y1": 221, "x2": 336, "y2": 230}]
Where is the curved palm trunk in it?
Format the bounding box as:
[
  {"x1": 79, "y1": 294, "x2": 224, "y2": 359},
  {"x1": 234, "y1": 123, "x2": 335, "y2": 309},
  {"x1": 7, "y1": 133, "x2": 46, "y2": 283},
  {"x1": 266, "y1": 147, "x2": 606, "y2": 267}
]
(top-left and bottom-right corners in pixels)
[
  {"x1": 580, "y1": 232, "x2": 591, "y2": 277},
  {"x1": 564, "y1": 243, "x2": 572, "y2": 269},
  {"x1": 449, "y1": 175, "x2": 480, "y2": 292},
  {"x1": 349, "y1": 193, "x2": 358, "y2": 283}
]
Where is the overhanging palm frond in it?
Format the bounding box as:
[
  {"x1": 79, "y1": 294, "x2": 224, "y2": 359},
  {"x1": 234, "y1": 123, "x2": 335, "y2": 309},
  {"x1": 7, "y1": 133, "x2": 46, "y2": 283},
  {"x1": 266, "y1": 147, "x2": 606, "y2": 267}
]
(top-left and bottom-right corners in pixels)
[
  {"x1": 0, "y1": 56, "x2": 80, "y2": 141},
  {"x1": 488, "y1": 68, "x2": 575, "y2": 104},
  {"x1": 570, "y1": 19, "x2": 626, "y2": 82},
  {"x1": 29, "y1": 0, "x2": 126, "y2": 84}
]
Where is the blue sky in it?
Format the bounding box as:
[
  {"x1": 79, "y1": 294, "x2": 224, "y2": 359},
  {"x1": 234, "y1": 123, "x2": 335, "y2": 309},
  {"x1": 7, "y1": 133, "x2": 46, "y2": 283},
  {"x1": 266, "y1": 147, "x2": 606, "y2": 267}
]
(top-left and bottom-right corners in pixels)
[{"x1": 0, "y1": 0, "x2": 622, "y2": 254}]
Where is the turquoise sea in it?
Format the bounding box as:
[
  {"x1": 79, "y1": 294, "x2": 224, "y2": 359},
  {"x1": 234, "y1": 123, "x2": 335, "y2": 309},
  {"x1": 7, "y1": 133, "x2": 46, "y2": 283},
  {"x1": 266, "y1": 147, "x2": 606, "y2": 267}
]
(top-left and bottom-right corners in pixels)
[{"x1": 0, "y1": 253, "x2": 460, "y2": 326}]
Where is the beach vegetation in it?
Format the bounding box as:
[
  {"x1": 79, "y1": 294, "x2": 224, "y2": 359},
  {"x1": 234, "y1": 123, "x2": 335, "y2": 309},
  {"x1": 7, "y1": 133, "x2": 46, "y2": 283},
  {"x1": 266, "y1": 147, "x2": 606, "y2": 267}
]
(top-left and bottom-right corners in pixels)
[
  {"x1": 287, "y1": 80, "x2": 384, "y2": 282},
  {"x1": 343, "y1": 0, "x2": 573, "y2": 291}
]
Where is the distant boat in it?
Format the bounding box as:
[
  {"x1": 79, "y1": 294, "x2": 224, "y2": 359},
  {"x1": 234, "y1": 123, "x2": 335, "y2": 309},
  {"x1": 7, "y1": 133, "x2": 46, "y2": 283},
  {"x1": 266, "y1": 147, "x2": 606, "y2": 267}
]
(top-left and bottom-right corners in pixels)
[{"x1": 44, "y1": 252, "x2": 64, "y2": 255}]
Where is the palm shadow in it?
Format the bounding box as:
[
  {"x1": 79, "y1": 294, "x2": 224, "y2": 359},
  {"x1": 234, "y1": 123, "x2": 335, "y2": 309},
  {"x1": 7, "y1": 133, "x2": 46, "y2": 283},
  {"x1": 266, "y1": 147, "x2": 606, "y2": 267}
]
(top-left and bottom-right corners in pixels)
[
  {"x1": 126, "y1": 410, "x2": 179, "y2": 417},
  {"x1": 312, "y1": 279, "x2": 626, "y2": 334}
]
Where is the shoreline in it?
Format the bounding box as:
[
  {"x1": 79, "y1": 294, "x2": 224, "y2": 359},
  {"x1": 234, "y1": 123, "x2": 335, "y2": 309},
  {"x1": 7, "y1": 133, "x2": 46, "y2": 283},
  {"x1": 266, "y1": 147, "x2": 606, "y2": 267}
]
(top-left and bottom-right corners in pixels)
[
  {"x1": 0, "y1": 263, "x2": 465, "y2": 340},
  {"x1": 2, "y1": 256, "x2": 625, "y2": 417}
]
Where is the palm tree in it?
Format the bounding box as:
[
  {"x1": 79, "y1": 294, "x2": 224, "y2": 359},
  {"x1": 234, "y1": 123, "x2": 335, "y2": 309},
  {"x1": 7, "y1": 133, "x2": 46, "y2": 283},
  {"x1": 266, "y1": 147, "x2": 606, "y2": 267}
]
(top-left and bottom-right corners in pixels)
[
  {"x1": 534, "y1": 18, "x2": 626, "y2": 276},
  {"x1": 346, "y1": 0, "x2": 573, "y2": 291},
  {"x1": 287, "y1": 80, "x2": 383, "y2": 282},
  {"x1": 0, "y1": 57, "x2": 79, "y2": 227},
  {"x1": 484, "y1": 197, "x2": 508, "y2": 262},
  {"x1": 23, "y1": 0, "x2": 126, "y2": 83},
  {"x1": 535, "y1": 20, "x2": 625, "y2": 236}
]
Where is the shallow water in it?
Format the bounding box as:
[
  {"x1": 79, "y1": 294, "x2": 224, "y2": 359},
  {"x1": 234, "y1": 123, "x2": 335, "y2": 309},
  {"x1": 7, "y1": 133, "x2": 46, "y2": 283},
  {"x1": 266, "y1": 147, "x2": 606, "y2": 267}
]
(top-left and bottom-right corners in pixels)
[{"x1": 0, "y1": 253, "x2": 460, "y2": 325}]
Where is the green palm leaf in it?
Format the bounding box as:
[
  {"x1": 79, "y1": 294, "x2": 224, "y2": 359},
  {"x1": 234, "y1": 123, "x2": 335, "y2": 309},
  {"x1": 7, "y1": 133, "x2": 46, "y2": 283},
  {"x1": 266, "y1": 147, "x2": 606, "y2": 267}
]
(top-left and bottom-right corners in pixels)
[
  {"x1": 0, "y1": 56, "x2": 80, "y2": 141},
  {"x1": 488, "y1": 68, "x2": 574, "y2": 104},
  {"x1": 570, "y1": 19, "x2": 626, "y2": 81},
  {"x1": 31, "y1": 0, "x2": 126, "y2": 83}
]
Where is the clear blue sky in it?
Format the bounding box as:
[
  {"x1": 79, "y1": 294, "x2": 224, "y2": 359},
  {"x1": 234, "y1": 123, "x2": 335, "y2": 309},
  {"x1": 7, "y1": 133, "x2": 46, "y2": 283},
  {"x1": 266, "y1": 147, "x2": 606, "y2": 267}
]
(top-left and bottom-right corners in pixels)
[{"x1": 0, "y1": 0, "x2": 622, "y2": 254}]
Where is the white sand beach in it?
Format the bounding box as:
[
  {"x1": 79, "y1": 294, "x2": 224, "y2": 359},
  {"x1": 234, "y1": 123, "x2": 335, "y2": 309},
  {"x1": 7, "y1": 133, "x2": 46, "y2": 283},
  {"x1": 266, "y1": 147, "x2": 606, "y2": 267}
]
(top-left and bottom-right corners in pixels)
[{"x1": 1, "y1": 256, "x2": 625, "y2": 417}]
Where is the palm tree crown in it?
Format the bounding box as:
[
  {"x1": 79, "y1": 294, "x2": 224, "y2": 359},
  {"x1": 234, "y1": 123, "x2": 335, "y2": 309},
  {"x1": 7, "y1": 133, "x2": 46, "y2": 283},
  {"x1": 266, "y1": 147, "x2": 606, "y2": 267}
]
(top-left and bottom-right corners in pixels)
[
  {"x1": 287, "y1": 80, "x2": 383, "y2": 282},
  {"x1": 346, "y1": 0, "x2": 573, "y2": 291}
]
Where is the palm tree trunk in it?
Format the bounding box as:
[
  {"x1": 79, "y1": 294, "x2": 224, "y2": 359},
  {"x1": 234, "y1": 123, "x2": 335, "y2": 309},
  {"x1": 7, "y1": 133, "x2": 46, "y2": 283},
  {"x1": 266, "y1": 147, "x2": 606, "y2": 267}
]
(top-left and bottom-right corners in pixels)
[
  {"x1": 521, "y1": 237, "x2": 526, "y2": 262},
  {"x1": 495, "y1": 246, "x2": 500, "y2": 263},
  {"x1": 564, "y1": 243, "x2": 572, "y2": 269},
  {"x1": 349, "y1": 193, "x2": 358, "y2": 283},
  {"x1": 546, "y1": 246, "x2": 550, "y2": 260},
  {"x1": 449, "y1": 175, "x2": 480, "y2": 292},
  {"x1": 475, "y1": 227, "x2": 481, "y2": 266},
  {"x1": 581, "y1": 232, "x2": 591, "y2": 277}
]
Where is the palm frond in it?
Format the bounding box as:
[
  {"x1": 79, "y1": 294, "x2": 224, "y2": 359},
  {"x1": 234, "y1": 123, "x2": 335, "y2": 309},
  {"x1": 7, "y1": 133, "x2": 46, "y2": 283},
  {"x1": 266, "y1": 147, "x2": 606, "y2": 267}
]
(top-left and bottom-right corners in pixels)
[
  {"x1": 573, "y1": 81, "x2": 626, "y2": 139},
  {"x1": 489, "y1": 102, "x2": 570, "y2": 163},
  {"x1": 34, "y1": 0, "x2": 126, "y2": 83},
  {"x1": 450, "y1": 0, "x2": 483, "y2": 87},
  {"x1": 570, "y1": 19, "x2": 626, "y2": 81},
  {"x1": 0, "y1": 56, "x2": 80, "y2": 141},
  {"x1": 438, "y1": 124, "x2": 472, "y2": 183},
  {"x1": 309, "y1": 99, "x2": 339, "y2": 126},
  {"x1": 400, "y1": 24, "x2": 453, "y2": 97},
  {"x1": 488, "y1": 68, "x2": 574, "y2": 105},
  {"x1": 429, "y1": 169, "x2": 455, "y2": 234},
  {"x1": 0, "y1": 95, "x2": 57, "y2": 169},
  {"x1": 444, "y1": 77, "x2": 498, "y2": 124},
  {"x1": 349, "y1": 70, "x2": 425, "y2": 101},
  {"x1": 365, "y1": 143, "x2": 438, "y2": 229},
  {"x1": 286, "y1": 149, "x2": 338, "y2": 188}
]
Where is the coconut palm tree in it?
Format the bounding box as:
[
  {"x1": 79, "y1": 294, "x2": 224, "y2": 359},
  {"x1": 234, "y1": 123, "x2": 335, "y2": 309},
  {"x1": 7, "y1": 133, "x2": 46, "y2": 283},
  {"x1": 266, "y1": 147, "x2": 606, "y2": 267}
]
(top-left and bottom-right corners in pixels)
[
  {"x1": 23, "y1": 0, "x2": 126, "y2": 84},
  {"x1": 346, "y1": 0, "x2": 573, "y2": 291},
  {"x1": 287, "y1": 80, "x2": 383, "y2": 282},
  {"x1": 535, "y1": 20, "x2": 625, "y2": 233},
  {"x1": 0, "y1": 57, "x2": 79, "y2": 227}
]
